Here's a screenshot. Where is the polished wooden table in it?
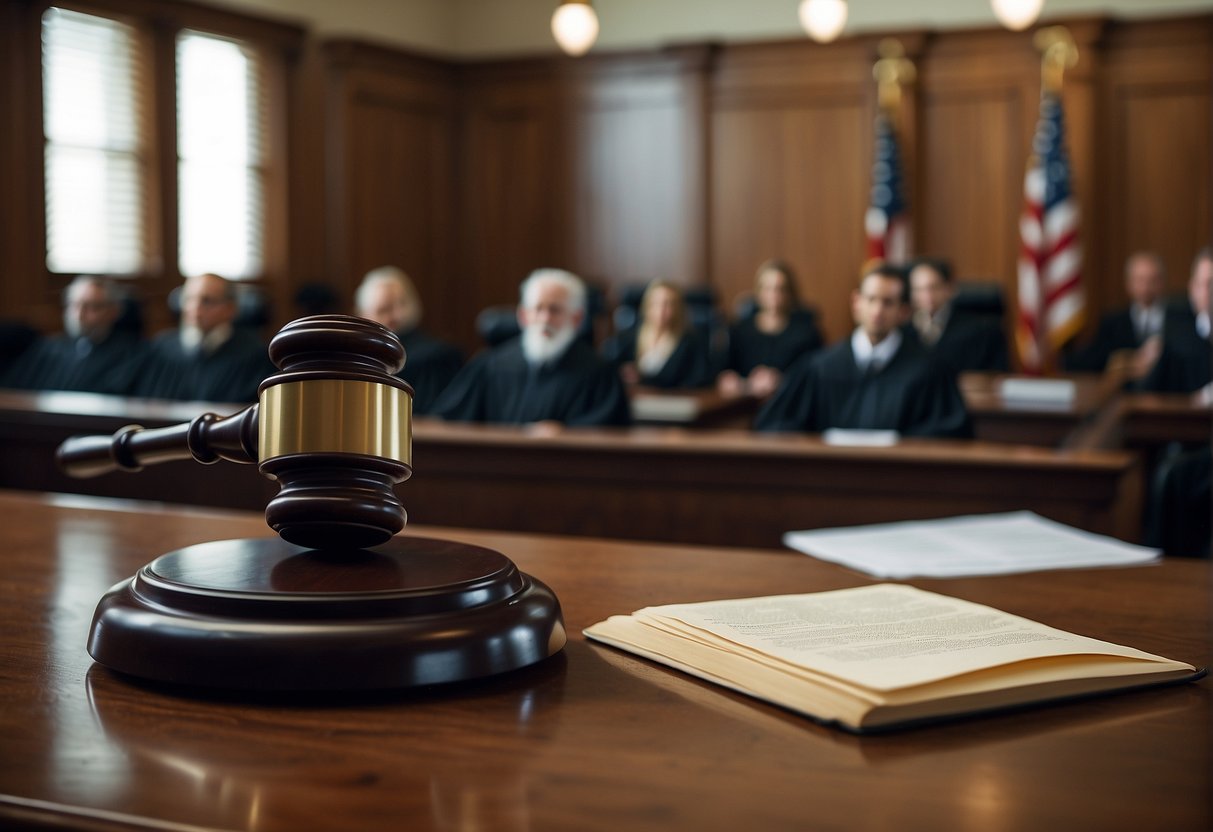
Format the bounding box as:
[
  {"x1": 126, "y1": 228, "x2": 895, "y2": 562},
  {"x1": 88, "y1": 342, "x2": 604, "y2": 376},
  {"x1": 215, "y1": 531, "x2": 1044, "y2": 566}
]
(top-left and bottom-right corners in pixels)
[
  {"x1": 0, "y1": 390, "x2": 1145, "y2": 547},
  {"x1": 0, "y1": 492, "x2": 1209, "y2": 831}
]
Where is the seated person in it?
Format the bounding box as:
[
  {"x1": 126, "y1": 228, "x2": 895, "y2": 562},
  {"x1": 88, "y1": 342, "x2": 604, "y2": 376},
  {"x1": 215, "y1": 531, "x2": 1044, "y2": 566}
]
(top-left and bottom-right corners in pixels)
[
  {"x1": 1, "y1": 275, "x2": 146, "y2": 395},
  {"x1": 1147, "y1": 445, "x2": 1211, "y2": 558},
  {"x1": 433, "y1": 268, "x2": 630, "y2": 427},
  {"x1": 601, "y1": 280, "x2": 710, "y2": 389},
  {"x1": 717, "y1": 260, "x2": 823, "y2": 398},
  {"x1": 1066, "y1": 251, "x2": 1167, "y2": 374},
  {"x1": 1142, "y1": 246, "x2": 1212, "y2": 395},
  {"x1": 906, "y1": 257, "x2": 1008, "y2": 373},
  {"x1": 135, "y1": 273, "x2": 273, "y2": 403},
  {"x1": 755, "y1": 263, "x2": 971, "y2": 438},
  {"x1": 354, "y1": 266, "x2": 463, "y2": 414}
]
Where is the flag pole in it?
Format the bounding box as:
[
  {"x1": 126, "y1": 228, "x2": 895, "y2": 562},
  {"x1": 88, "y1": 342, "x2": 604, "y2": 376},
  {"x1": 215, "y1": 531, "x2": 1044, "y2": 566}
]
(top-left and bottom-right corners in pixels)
[
  {"x1": 1039, "y1": 27, "x2": 1081, "y2": 373},
  {"x1": 1017, "y1": 26, "x2": 1084, "y2": 375},
  {"x1": 873, "y1": 38, "x2": 915, "y2": 113},
  {"x1": 864, "y1": 40, "x2": 916, "y2": 268},
  {"x1": 1035, "y1": 26, "x2": 1079, "y2": 94}
]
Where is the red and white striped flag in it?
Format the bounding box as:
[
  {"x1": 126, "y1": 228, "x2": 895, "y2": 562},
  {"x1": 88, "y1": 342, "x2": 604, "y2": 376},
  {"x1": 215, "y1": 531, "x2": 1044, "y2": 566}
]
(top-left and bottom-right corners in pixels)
[
  {"x1": 1016, "y1": 91, "x2": 1084, "y2": 373},
  {"x1": 864, "y1": 110, "x2": 910, "y2": 265}
]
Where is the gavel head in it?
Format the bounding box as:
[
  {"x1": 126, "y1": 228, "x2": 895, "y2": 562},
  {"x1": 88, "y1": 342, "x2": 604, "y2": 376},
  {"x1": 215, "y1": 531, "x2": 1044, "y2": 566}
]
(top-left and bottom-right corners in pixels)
[{"x1": 257, "y1": 315, "x2": 414, "y2": 550}]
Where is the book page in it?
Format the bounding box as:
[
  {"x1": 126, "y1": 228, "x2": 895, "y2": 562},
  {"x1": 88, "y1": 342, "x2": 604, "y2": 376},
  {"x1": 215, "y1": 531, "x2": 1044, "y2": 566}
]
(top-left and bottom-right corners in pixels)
[
  {"x1": 639, "y1": 584, "x2": 1186, "y2": 692},
  {"x1": 782, "y1": 512, "x2": 1160, "y2": 578}
]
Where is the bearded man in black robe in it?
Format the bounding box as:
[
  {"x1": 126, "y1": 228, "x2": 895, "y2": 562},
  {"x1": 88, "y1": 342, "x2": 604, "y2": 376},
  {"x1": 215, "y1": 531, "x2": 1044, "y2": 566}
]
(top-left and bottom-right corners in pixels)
[
  {"x1": 2, "y1": 275, "x2": 146, "y2": 395},
  {"x1": 135, "y1": 273, "x2": 272, "y2": 403},
  {"x1": 433, "y1": 268, "x2": 630, "y2": 427}
]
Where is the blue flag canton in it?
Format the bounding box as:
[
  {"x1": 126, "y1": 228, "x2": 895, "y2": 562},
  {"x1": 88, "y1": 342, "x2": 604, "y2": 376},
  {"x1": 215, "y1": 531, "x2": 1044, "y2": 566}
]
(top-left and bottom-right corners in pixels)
[
  {"x1": 870, "y1": 112, "x2": 906, "y2": 218},
  {"x1": 1032, "y1": 93, "x2": 1073, "y2": 210}
]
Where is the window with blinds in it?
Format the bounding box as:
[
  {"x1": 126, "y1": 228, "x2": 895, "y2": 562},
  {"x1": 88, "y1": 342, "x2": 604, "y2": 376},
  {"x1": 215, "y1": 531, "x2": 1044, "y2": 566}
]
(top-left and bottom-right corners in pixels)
[
  {"x1": 40, "y1": 9, "x2": 274, "y2": 281},
  {"x1": 176, "y1": 31, "x2": 267, "y2": 281},
  {"x1": 41, "y1": 7, "x2": 152, "y2": 275}
]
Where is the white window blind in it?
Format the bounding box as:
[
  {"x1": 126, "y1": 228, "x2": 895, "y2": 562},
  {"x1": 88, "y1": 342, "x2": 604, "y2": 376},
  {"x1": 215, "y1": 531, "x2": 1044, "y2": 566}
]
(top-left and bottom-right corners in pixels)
[
  {"x1": 42, "y1": 7, "x2": 150, "y2": 275},
  {"x1": 176, "y1": 31, "x2": 267, "y2": 280}
]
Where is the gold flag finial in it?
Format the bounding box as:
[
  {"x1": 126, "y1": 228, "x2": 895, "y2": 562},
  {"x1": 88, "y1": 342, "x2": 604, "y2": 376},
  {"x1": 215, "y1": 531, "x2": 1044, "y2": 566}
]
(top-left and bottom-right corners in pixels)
[
  {"x1": 1034, "y1": 26, "x2": 1078, "y2": 92},
  {"x1": 873, "y1": 38, "x2": 916, "y2": 111}
]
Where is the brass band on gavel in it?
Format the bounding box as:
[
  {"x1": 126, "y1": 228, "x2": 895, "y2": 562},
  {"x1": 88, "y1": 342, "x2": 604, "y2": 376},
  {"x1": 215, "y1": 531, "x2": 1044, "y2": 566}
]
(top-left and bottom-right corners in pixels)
[{"x1": 259, "y1": 378, "x2": 412, "y2": 466}]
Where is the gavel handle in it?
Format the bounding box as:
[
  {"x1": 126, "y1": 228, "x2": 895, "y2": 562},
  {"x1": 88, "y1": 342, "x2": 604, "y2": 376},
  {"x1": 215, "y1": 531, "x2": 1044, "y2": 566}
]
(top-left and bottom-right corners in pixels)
[{"x1": 56, "y1": 405, "x2": 260, "y2": 479}]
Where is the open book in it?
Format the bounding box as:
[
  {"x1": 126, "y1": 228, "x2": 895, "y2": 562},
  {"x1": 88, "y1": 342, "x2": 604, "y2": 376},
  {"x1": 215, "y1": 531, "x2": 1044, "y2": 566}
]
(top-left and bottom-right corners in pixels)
[{"x1": 584, "y1": 584, "x2": 1202, "y2": 733}]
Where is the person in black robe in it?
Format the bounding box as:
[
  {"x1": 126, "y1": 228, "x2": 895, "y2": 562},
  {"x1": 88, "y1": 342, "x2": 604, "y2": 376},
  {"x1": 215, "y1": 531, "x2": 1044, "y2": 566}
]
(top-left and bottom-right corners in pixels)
[
  {"x1": 1065, "y1": 251, "x2": 1168, "y2": 373},
  {"x1": 134, "y1": 273, "x2": 273, "y2": 403},
  {"x1": 1141, "y1": 247, "x2": 1212, "y2": 395},
  {"x1": 755, "y1": 263, "x2": 971, "y2": 438},
  {"x1": 354, "y1": 266, "x2": 463, "y2": 414},
  {"x1": 602, "y1": 280, "x2": 710, "y2": 389},
  {"x1": 718, "y1": 260, "x2": 823, "y2": 398},
  {"x1": 434, "y1": 269, "x2": 630, "y2": 427},
  {"x1": 1146, "y1": 445, "x2": 1211, "y2": 558},
  {"x1": 1, "y1": 275, "x2": 146, "y2": 395},
  {"x1": 906, "y1": 257, "x2": 1008, "y2": 374}
]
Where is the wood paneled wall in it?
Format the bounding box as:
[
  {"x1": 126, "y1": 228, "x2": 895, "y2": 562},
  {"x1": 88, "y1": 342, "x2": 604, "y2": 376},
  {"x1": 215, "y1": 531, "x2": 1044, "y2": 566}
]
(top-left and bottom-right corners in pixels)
[
  {"x1": 915, "y1": 29, "x2": 1043, "y2": 290},
  {"x1": 1100, "y1": 17, "x2": 1213, "y2": 302},
  {"x1": 563, "y1": 48, "x2": 710, "y2": 292},
  {"x1": 709, "y1": 39, "x2": 879, "y2": 340},
  {"x1": 314, "y1": 14, "x2": 1210, "y2": 354},
  {"x1": 3, "y1": 1, "x2": 52, "y2": 328},
  {"x1": 322, "y1": 42, "x2": 461, "y2": 339},
  {"x1": 2, "y1": 8, "x2": 1210, "y2": 358},
  {"x1": 458, "y1": 61, "x2": 566, "y2": 344}
]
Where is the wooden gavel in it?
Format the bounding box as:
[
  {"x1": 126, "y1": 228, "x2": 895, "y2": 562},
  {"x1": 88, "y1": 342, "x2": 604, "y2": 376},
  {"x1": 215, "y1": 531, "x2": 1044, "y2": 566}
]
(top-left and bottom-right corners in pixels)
[{"x1": 56, "y1": 316, "x2": 414, "y2": 550}]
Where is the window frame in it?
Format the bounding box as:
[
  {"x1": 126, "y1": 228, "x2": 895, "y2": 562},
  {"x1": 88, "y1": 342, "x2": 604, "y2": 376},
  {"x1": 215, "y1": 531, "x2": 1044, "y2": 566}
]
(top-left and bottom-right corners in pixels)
[
  {"x1": 175, "y1": 26, "x2": 274, "y2": 281},
  {"x1": 23, "y1": 0, "x2": 302, "y2": 318},
  {"x1": 40, "y1": 5, "x2": 158, "y2": 278}
]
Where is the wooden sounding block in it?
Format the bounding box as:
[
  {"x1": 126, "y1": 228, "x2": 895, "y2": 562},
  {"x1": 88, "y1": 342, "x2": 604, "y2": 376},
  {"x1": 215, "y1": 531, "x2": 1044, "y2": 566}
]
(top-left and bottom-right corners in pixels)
[{"x1": 56, "y1": 315, "x2": 566, "y2": 691}]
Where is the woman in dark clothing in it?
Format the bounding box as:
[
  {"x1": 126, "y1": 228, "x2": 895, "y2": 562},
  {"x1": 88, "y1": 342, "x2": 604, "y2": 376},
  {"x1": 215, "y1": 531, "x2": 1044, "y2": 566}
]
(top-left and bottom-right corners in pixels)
[
  {"x1": 718, "y1": 260, "x2": 823, "y2": 398},
  {"x1": 602, "y1": 280, "x2": 710, "y2": 389}
]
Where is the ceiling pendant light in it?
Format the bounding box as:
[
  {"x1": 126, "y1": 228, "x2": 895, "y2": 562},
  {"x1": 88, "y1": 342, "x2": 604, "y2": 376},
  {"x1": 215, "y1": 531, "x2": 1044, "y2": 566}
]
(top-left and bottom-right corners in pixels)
[
  {"x1": 798, "y1": 0, "x2": 848, "y2": 44},
  {"x1": 551, "y1": 0, "x2": 599, "y2": 57},
  {"x1": 991, "y1": 0, "x2": 1045, "y2": 31}
]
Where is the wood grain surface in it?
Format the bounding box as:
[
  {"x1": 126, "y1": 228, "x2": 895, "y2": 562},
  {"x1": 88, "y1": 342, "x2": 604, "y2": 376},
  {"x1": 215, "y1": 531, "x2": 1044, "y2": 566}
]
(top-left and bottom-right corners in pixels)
[{"x1": 0, "y1": 491, "x2": 1208, "y2": 831}]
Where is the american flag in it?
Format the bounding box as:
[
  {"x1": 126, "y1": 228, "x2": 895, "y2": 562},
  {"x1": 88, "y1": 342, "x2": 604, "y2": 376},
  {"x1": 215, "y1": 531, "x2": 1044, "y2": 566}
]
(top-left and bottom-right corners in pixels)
[
  {"x1": 864, "y1": 110, "x2": 910, "y2": 264},
  {"x1": 1016, "y1": 91, "x2": 1084, "y2": 373}
]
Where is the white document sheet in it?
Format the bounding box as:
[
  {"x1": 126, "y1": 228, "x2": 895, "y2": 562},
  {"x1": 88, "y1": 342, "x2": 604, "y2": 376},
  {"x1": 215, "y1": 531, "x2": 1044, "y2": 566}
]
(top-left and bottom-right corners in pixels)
[
  {"x1": 782, "y1": 511, "x2": 1160, "y2": 578},
  {"x1": 821, "y1": 428, "x2": 900, "y2": 447}
]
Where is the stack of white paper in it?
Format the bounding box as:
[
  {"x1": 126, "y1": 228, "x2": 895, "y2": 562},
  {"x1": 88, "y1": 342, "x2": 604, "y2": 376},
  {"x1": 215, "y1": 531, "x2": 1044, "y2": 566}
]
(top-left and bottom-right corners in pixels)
[
  {"x1": 630, "y1": 394, "x2": 699, "y2": 423},
  {"x1": 821, "y1": 428, "x2": 899, "y2": 447},
  {"x1": 998, "y1": 378, "x2": 1077, "y2": 407},
  {"x1": 782, "y1": 512, "x2": 1160, "y2": 578}
]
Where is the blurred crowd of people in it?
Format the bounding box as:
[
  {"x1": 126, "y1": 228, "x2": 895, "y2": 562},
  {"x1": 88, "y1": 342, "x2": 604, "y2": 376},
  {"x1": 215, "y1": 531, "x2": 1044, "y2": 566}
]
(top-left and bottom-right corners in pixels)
[{"x1": 2, "y1": 246, "x2": 1209, "y2": 433}]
